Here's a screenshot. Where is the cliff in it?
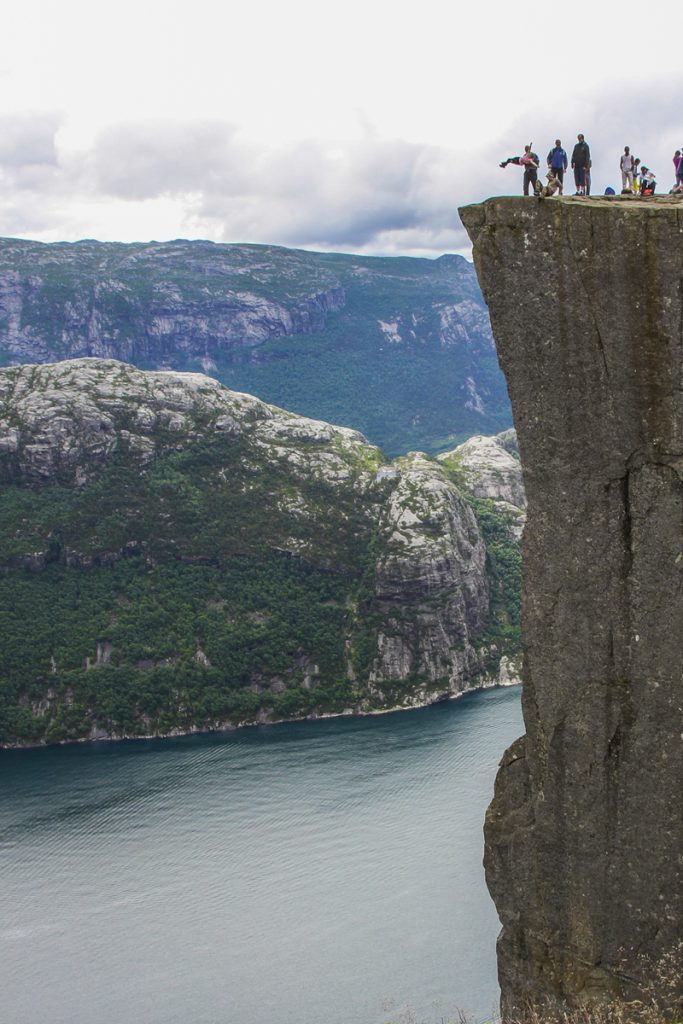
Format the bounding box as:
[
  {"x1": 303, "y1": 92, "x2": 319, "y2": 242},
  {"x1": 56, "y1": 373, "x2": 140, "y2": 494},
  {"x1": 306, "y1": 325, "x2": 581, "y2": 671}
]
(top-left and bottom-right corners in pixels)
[
  {"x1": 0, "y1": 359, "x2": 520, "y2": 747},
  {"x1": 0, "y1": 238, "x2": 511, "y2": 455},
  {"x1": 460, "y1": 195, "x2": 683, "y2": 1010}
]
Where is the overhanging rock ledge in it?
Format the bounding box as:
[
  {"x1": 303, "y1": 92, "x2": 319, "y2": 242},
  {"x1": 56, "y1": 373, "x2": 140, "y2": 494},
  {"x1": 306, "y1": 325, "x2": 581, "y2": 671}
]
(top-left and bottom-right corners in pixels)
[{"x1": 459, "y1": 195, "x2": 683, "y2": 1011}]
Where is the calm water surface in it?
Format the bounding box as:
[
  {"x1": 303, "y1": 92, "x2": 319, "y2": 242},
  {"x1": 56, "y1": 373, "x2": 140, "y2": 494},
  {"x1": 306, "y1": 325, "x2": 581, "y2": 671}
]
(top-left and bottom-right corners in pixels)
[{"x1": 1, "y1": 686, "x2": 523, "y2": 1024}]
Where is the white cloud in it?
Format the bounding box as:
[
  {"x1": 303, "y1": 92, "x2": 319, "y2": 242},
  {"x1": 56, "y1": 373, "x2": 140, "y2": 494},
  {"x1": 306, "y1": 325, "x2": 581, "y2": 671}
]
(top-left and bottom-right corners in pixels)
[{"x1": 0, "y1": 1, "x2": 680, "y2": 254}]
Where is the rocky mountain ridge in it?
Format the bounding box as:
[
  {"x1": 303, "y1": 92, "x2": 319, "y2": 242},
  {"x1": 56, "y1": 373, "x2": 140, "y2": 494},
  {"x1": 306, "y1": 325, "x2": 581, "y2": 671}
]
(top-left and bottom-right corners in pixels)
[
  {"x1": 0, "y1": 237, "x2": 512, "y2": 455},
  {"x1": 0, "y1": 238, "x2": 346, "y2": 364},
  {"x1": 0, "y1": 358, "x2": 522, "y2": 747}
]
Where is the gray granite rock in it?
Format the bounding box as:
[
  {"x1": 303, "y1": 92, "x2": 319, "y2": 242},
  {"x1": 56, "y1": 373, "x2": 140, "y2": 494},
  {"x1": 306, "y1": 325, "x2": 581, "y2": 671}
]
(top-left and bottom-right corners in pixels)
[
  {"x1": 460, "y1": 196, "x2": 683, "y2": 1011},
  {"x1": 371, "y1": 452, "x2": 489, "y2": 699},
  {"x1": 438, "y1": 430, "x2": 526, "y2": 541}
]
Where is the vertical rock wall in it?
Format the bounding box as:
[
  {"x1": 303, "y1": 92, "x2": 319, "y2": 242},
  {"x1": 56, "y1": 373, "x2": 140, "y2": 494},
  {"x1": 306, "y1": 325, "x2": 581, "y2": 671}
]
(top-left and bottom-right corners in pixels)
[{"x1": 460, "y1": 197, "x2": 683, "y2": 1010}]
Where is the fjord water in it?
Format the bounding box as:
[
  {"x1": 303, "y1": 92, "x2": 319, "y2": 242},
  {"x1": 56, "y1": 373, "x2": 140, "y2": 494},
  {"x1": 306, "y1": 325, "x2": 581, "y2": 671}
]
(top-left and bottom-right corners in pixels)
[{"x1": 1, "y1": 687, "x2": 522, "y2": 1024}]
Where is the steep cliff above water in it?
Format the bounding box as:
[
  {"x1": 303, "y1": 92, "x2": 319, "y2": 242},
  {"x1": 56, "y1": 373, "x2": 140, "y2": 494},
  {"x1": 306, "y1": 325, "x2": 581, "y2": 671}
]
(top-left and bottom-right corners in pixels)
[
  {"x1": 0, "y1": 238, "x2": 511, "y2": 455},
  {"x1": 0, "y1": 359, "x2": 521, "y2": 747},
  {"x1": 460, "y1": 195, "x2": 683, "y2": 1011}
]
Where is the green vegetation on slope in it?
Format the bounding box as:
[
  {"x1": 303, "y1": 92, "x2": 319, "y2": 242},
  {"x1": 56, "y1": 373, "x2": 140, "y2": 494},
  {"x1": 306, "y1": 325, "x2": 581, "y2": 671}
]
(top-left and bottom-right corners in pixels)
[
  {"x1": 470, "y1": 497, "x2": 522, "y2": 648},
  {"x1": 0, "y1": 360, "x2": 522, "y2": 747},
  {"x1": 202, "y1": 253, "x2": 510, "y2": 455},
  {"x1": 0, "y1": 457, "x2": 522, "y2": 746},
  {"x1": 0, "y1": 557, "x2": 360, "y2": 746}
]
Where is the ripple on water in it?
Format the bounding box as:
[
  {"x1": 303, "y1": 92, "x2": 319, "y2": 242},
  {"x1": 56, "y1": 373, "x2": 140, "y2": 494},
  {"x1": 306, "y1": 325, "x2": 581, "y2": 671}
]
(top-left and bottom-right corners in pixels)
[{"x1": 0, "y1": 686, "x2": 523, "y2": 1024}]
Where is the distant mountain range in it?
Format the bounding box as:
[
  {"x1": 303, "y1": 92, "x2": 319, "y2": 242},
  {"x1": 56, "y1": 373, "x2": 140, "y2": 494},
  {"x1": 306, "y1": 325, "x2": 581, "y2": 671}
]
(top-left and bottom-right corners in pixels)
[{"x1": 0, "y1": 238, "x2": 511, "y2": 455}]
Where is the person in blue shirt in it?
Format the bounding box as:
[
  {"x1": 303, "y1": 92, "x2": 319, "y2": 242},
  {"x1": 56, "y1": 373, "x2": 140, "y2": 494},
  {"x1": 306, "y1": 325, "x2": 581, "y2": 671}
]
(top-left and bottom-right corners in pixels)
[{"x1": 547, "y1": 140, "x2": 568, "y2": 195}]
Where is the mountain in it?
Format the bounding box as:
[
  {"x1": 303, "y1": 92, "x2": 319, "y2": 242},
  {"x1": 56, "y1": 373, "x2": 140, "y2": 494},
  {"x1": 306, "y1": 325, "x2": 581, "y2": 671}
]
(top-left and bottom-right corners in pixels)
[
  {"x1": 0, "y1": 359, "x2": 521, "y2": 747},
  {"x1": 0, "y1": 238, "x2": 511, "y2": 456}
]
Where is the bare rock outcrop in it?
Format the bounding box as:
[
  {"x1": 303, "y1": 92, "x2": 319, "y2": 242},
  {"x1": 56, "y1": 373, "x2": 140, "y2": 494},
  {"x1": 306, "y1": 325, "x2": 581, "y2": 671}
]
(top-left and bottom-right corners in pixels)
[
  {"x1": 371, "y1": 452, "x2": 488, "y2": 699},
  {"x1": 460, "y1": 196, "x2": 683, "y2": 1011},
  {"x1": 438, "y1": 430, "x2": 526, "y2": 541}
]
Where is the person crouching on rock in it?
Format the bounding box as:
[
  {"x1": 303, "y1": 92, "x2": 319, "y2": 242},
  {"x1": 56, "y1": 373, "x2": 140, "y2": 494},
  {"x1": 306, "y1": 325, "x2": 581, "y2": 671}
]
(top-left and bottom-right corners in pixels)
[
  {"x1": 519, "y1": 145, "x2": 540, "y2": 196},
  {"x1": 640, "y1": 167, "x2": 656, "y2": 195},
  {"x1": 540, "y1": 169, "x2": 562, "y2": 197}
]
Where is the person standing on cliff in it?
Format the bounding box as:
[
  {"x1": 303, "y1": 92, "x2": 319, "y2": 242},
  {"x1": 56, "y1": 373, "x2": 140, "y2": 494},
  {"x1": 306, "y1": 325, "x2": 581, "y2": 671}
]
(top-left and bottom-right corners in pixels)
[
  {"x1": 519, "y1": 145, "x2": 540, "y2": 196},
  {"x1": 546, "y1": 140, "x2": 568, "y2": 194},
  {"x1": 571, "y1": 133, "x2": 591, "y2": 195},
  {"x1": 673, "y1": 149, "x2": 682, "y2": 188},
  {"x1": 620, "y1": 146, "x2": 635, "y2": 192}
]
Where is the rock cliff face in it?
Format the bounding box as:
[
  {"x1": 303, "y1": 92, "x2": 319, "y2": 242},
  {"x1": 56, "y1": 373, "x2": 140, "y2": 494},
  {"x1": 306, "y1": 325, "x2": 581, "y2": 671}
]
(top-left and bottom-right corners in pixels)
[
  {"x1": 0, "y1": 240, "x2": 345, "y2": 364},
  {"x1": 460, "y1": 196, "x2": 683, "y2": 1010},
  {"x1": 0, "y1": 359, "x2": 519, "y2": 747},
  {"x1": 438, "y1": 430, "x2": 526, "y2": 540}
]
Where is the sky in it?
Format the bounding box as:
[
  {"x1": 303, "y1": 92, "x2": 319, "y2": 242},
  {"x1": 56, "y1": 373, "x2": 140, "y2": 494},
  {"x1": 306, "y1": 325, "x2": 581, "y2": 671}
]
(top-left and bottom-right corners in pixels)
[{"x1": 1, "y1": 0, "x2": 681, "y2": 257}]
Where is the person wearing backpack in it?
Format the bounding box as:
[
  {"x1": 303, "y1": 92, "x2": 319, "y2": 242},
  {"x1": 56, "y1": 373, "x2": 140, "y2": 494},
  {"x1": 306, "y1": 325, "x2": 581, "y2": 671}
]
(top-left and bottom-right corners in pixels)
[
  {"x1": 620, "y1": 146, "x2": 635, "y2": 193},
  {"x1": 547, "y1": 140, "x2": 568, "y2": 194},
  {"x1": 571, "y1": 133, "x2": 591, "y2": 195}
]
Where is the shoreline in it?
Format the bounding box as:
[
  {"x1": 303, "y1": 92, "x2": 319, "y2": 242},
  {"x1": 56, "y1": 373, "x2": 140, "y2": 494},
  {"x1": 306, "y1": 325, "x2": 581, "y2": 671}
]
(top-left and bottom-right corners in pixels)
[{"x1": 0, "y1": 678, "x2": 522, "y2": 753}]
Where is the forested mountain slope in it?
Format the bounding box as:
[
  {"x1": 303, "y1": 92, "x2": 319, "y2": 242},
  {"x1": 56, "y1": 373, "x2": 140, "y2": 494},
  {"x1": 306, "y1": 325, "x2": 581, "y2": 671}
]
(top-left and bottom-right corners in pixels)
[{"x1": 0, "y1": 359, "x2": 521, "y2": 746}]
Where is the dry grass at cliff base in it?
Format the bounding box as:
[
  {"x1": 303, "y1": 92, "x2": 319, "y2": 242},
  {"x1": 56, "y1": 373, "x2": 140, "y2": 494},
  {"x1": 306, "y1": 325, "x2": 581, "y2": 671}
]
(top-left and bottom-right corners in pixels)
[
  {"x1": 383, "y1": 1002, "x2": 681, "y2": 1024},
  {"x1": 383, "y1": 943, "x2": 682, "y2": 1024}
]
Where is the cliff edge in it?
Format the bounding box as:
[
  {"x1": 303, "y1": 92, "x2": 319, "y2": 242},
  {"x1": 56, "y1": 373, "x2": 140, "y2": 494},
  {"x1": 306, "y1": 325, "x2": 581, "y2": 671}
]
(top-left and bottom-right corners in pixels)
[{"x1": 459, "y1": 196, "x2": 683, "y2": 1010}]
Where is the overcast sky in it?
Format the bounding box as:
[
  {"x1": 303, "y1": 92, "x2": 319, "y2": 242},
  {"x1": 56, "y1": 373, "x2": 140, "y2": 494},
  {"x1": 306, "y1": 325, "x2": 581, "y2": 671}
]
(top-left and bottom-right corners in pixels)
[{"x1": 1, "y1": 0, "x2": 681, "y2": 257}]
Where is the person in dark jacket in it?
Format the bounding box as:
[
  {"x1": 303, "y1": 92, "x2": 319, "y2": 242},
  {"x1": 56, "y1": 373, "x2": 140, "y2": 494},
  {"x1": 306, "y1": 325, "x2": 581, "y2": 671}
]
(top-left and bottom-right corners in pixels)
[
  {"x1": 519, "y1": 145, "x2": 540, "y2": 196},
  {"x1": 571, "y1": 133, "x2": 591, "y2": 195},
  {"x1": 547, "y1": 140, "x2": 568, "y2": 194}
]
